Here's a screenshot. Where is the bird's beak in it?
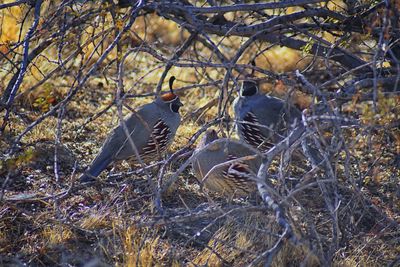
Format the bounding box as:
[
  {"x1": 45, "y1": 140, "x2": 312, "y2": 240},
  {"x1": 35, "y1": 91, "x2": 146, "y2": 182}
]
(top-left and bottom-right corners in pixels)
[{"x1": 178, "y1": 100, "x2": 184, "y2": 107}]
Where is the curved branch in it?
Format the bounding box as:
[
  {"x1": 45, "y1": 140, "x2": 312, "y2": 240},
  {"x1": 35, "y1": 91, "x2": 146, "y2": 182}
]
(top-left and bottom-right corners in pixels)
[
  {"x1": 1, "y1": 0, "x2": 43, "y2": 130},
  {"x1": 0, "y1": 0, "x2": 28, "y2": 10},
  {"x1": 166, "y1": 0, "x2": 328, "y2": 14},
  {"x1": 153, "y1": 5, "x2": 370, "y2": 72}
]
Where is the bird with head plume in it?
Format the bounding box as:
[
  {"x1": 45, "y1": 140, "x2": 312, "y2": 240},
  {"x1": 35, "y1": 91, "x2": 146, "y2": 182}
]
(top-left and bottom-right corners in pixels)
[
  {"x1": 80, "y1": 76, "x2": 183, "y2": 183},
  {"x1": 232, "y1": 61, "x2": 321, "y2": 164}
]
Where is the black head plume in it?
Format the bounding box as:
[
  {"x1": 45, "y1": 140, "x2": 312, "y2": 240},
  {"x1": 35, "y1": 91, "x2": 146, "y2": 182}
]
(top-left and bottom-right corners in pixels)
[
  {"x1": 169, "y1": 76, "x2": 176, "y2": 93},
  {"x1": 240, "y1": 60, "x2": 258, "y2": 96},
  {"x1": 250, "y1": 59, "x2": 256, "y2": 76},
  {"x1": 161, "y1": 76, "x2": 178, "y2": 102}
]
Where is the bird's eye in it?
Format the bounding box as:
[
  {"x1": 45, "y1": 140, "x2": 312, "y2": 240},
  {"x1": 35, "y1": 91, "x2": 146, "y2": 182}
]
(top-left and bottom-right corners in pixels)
[{"x1": 170, "y1": 102, "x2": 181, "y2": 113}]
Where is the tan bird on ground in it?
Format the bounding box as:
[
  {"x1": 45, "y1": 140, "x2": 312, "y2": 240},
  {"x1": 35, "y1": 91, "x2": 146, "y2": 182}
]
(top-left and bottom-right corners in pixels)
[{"x1": 192, "y1": 129, "x2": 263, "y2": 197}]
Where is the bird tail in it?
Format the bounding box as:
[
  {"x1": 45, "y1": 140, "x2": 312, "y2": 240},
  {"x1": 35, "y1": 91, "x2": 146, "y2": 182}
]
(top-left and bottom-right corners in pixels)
[{"x1": 80, "y1": 153, "x2": 113, "y2": 183}]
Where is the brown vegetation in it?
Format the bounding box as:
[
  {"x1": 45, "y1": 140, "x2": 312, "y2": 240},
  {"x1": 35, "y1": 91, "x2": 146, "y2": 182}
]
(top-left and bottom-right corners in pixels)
[{"x1": 0, "y1": 0, "x2": 399, "y2": 266}]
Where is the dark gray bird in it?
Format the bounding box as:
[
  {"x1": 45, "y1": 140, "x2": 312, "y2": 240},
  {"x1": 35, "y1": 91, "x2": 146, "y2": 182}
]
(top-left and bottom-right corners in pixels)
[
  {"x1": 233, "y1": 80, "x2": 321, "y2": 164},
  {"x1": 80, "y1": 77, "x2": 183, "y2": 182},
  {"x1": 192, "y1": 129, "x2": 262, "y2": 197},
  {"x1": 233, "y1": 80, "x2": 302, "y2": 150}
]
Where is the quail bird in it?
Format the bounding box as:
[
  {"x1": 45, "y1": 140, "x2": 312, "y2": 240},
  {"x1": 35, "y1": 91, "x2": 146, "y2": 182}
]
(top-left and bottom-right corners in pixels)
[
  {"x1": 80, "y1": 77, "x2": 183, "y2": 182},
  {"x1": 233, "y1": 80, "x2": 302, "y2": 150},
  {"x1": 233, "y1": 80, "x2": 321, "y2": 163},
  {"x1": 192, "y1": 129, "x2": 262, "y2": 197}
]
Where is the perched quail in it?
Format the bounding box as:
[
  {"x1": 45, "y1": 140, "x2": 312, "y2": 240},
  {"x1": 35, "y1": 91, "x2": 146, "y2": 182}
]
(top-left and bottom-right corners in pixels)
[
  {"x1": 80, "y1": 77, "x2": 183, "y2": 182},
  {"x1": 233, "y1": 80, "x2": 321, "y2": 163},
  {"x1": 192, "y1": 129, "x2": 262, "y2": 197}
]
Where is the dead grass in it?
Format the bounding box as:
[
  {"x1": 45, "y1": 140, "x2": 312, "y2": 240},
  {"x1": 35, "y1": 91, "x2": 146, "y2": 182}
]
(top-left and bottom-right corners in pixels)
[
  {"x1": 0, "y1": 3, "x2": 399, "y2": 266},
  {"x1": 193, "y1": 211, "x2": 320, "y2": 266},
  {"x1": 1, "y1": 83, "x2": 398, "y2": 266}
]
